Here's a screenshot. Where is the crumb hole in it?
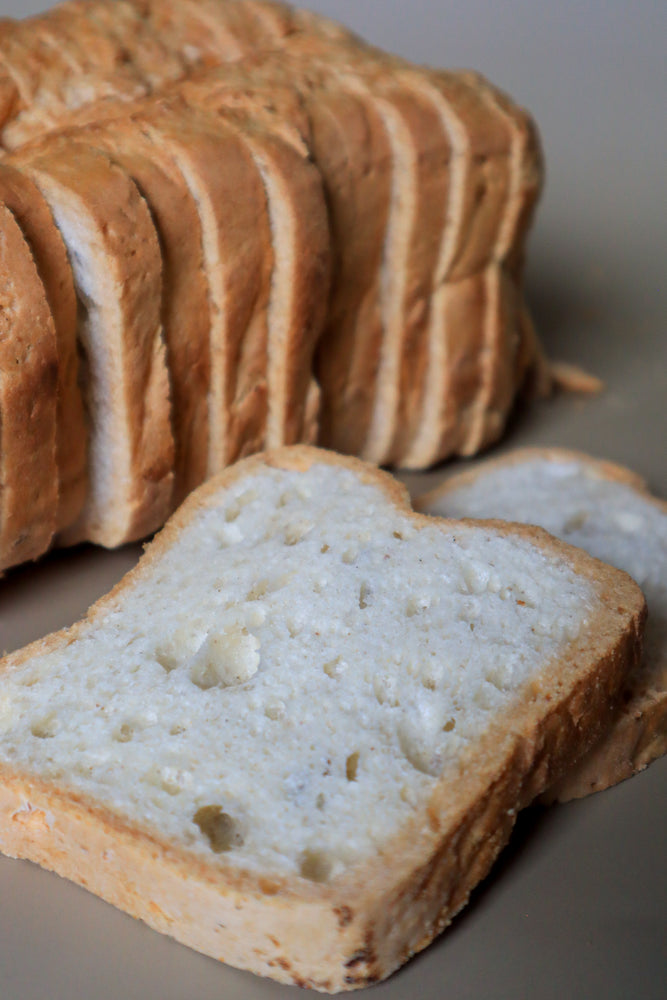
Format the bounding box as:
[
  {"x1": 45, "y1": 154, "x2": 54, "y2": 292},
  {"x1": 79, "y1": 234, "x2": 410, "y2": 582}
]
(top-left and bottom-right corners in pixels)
[
  {"x1": 346, "y1": 751, "x2": 360, "y2": 781},
  {"x1": 155, "y1": 649, "x2": 179, "y2": 672},
  {"x1": 358, "y1": 582, "x2": 372, "y2": 610},
  {"x1": 299, "y1": 848, "x2": 332, "y2": 883},
  {"x1": 30, "y1": 715, "x2": 57, "y2": 739},
  {"x1": 193, "y1": 805, "x2": 244, "y2": 853}
]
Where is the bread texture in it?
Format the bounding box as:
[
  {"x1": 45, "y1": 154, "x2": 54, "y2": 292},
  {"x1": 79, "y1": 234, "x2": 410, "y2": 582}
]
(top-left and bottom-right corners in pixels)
[
  {"x1": 9, "y1": 137, "x2": 174, "y2": 547},
  {"x1": 0, "y1": 201, "x2": 59, "y2": 571},
  {"x1": 0, "y1": 446, "x2": 646, "y2": 989},
  {"x1": 0, "y1": 162, "x2": 87, "y2": 534},
  {"x1": 417, "y1": 447, "x2": 667, "y2": 801}
]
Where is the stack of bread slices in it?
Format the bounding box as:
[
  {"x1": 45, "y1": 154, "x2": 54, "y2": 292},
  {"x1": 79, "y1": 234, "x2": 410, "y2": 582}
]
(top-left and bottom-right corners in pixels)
[{"x1": 0, "y1": 0, "x2": 546, "y2": 571}]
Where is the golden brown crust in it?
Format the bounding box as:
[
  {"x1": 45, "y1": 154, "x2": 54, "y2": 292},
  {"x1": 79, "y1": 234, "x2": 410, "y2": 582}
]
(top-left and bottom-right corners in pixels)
[
  {"x1": 0, "y1": 446, "x2": 647, "y2": 989},
  {"x1": 136, "y1": 97, "x2": 273, "y2": 472},
  {"x1": 416, "y1": 446, "x2": 667, "y2": 803},
  {"x1": 11, "y1": 137, "x2": 174, "y2": 547},
  {"x1": 0, "y1": 202, "x2": 58, "y2": 571},
  {"x1": 0, "y1": 162, "x2": 87, "y2": 534}
]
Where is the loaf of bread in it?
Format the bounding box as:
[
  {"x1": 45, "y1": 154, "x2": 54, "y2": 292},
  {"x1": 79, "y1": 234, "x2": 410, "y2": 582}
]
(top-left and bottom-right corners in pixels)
[
  {"x1": 0, "y1": 0, "x2": 547, "y2": 571},
  {"x1": 0, "y1": 446, "x2": 645, "y2": 990},
  {"x1": 417, "y1": 447, "x2": 667, "y2": 801}
]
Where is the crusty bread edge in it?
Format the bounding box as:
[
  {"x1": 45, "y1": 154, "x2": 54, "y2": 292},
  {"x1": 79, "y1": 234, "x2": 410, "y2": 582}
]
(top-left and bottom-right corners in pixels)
[
  {"x1": 415, "y1": 445, "x2": 667, "y2": 804},
  {"x1": 0, "y1": 446, "x2": 646, "y2": 991}
]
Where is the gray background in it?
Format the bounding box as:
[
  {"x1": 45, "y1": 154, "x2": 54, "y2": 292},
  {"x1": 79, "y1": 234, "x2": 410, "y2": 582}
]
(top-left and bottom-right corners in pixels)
[{"x1": 0, "y1": 2, "x2": 665, "y2": 998}]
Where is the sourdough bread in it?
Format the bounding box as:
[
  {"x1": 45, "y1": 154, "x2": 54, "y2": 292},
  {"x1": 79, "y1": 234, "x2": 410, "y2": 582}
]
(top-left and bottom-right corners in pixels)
[
  {"x1": 0, "y1": 446, "x2": 646, "y2": 989},
  {"x1": 417, "y1": 447, "x2": 667, "y2": 800}
]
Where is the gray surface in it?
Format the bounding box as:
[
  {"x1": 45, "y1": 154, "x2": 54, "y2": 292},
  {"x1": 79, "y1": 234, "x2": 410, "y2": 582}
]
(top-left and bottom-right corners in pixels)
[{"x1": 0, "y1": 1, "x2": 665, "y2": 998}]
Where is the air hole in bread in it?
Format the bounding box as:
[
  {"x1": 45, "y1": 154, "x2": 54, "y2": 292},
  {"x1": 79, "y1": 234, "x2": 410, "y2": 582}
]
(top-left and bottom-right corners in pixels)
[
  {"x1": 359, "y1": 582, "x2": 372, "y2": 609},
  {"x1": 406, "y1": 594, "x2": 432, "y2": 617},
  {"x1": 299, "y1": 848, "x2": 332, "y2": 883},
  {"x1": 284, "y1": 521, "x2": 313, "y2": 546},
  {"x1": 30, "y1": 715, "x2": 58, "y2": 739},
  {"x1": 264, "y1": 699, "x2": 286, "y2": 721},
  {"x1": 155, "y1": 649, "x2": 179, "y2": 673},
  {"x1": 563, "y1": 511, "x2": 589, "y2": 533},
  {"x1": 323, "y1": 656, "x2": 344, "y2": 679},
  {"x1": 189, "y1": 629, "x2": 260, "y2": 690},
  {"x1": 342, "y1": 546, "x2": 358, "y2": 564},
  {"x1": 113, "y1": 721, "x2": 134, "y2": 743},
  {"x1": 193, "y1": 805, "x2": 244, "y2": 853}
]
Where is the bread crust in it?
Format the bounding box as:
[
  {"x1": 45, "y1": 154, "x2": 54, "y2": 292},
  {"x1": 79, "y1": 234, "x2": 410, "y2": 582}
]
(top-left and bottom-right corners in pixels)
[
  {"x1": 0, "y1": 163, "x2": 87, "y2": 534},
  {"x1": 394, "y1": 70, "x2": 515, "y2": 469},
  {"x1": 416, "y1": 446, "x2": 667, "y2": 802},
  {"x1": 11, "y1": 137, "x2": 174, "y2": 546},
  {"x1": 0, "y1": 446, "x2": 646, "y2": 989},
  {"x1": 74, "y1": 116, "x2": 212, "y2": 506},
  {"x1": 0, "y1": 202, "x2": 59, "y2": 571}
]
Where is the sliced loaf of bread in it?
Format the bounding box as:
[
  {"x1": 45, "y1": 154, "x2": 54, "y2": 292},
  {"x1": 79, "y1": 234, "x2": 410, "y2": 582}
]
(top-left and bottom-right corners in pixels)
[
  {"x1": 0, "y1": 446, "x2": 645, "y2": 989},
  {"x1": 417, "y1": 447, "x2": 667, "y2": 801}
]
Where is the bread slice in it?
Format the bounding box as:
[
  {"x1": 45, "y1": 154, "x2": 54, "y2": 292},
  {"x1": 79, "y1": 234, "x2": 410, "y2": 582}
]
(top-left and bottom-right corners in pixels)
[
  {"x1": 176, "y1": 53, "x2": 387, "y2": 456},
  {"x1": 0, "y1": 163, "x2": 87, "y2": 534},
  {"x1": 72, "y1": 115, "x2": 212, "y2": 507},
  {"x1": 9, "y1": 137, "x2": 174, "y2": 547},
  {"x1": 0, "y1": 202, "x2": 58, "y2": 572},
  {"x1": 0, "y1": 446, "x2": 645, "y2": 990},
  {"x1": 269, "y1": 58, "x2": 393, "y2": 459},
  {"x1": 393, "y1": 70, "x2": 524, "y2": 469},
  {"x1": 178, "y1": 73, "x2": 331, "y2": 450},
  {"x1": 133, "y1": 98, "x2": 273, "y2": 472},
  {"x1": 417, "y1": 447, "x2": 667, "y2": 801},
  {"x1": 454, "y1": 73, "x2": 544, "y2": 457}
]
